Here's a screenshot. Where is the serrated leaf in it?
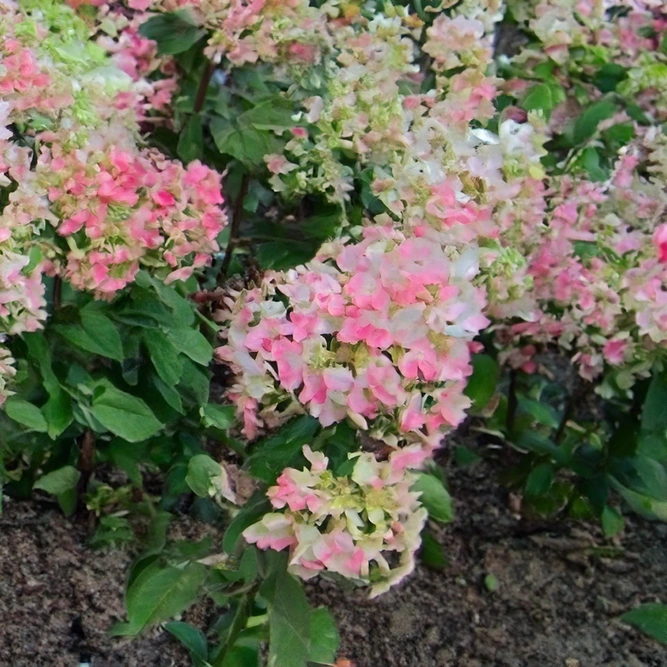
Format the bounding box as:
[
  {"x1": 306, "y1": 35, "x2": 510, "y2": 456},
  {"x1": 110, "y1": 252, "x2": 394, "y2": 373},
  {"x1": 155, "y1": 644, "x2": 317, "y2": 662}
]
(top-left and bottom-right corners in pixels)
[
  {"x1": 519, "y1": 399, "x2": 560, "y2": 429},
  {"x1": 145, "y1": 331, "x2": 183, "y2": 386},
  {"x1": 573, "y1": 100, "x2": 616, "y2": 144},
  {"x1": 167, "y1": 328, "x2": 213, "y2": 366},
  {"x1": 91, "y1": 380, "x2": 163, "y2": 443},
  {"x1": 610, "y1": 476, "x2": 667, "y2": 521},
  {"x1": 116, "y1": 562, "x2": 208, "y2": 636},
  {"x1": 211, "y1": 117, "x2": 283, "y2": 168},
  {"x1": 152, "y1": 374, "x2": 184, "y2": 414},
  {"x1": 237, "y1": 98, "x2": 294, "y2": 133},
  {"x1": 42, "y1": 389, "x2": 73, "y2": 439},
  {"x1": 412, "y1": 472, "x2": 453, "y2": 523},
  {"x1": 34, "y1": 465, "x2": 81, "y2": 495},
  {"x1": 139, "y1": 10, "x2": 206, "y2": 55},
  {"x1": 621, "y1": 603, "x2": 667, "y2": 644},
  {"x1": 179, "y1": 359, "x2": 210, "y2": 406},
  {"x1": 260, "y1": 566, "x2": 311, "y2": 667},
  {"x1": 201, "y1": 403, "x2": 235, "y2": 430},
  {"x1": 164, "y1": 621, "x2": 208, "y2": 661},
  {"x1": 55, "y1": 320, "x2": 123, "y2": 361},
  {"x1": 5, "y1": 398, "x2": 48, "y2": 432},
  {"x1": 309, "y1": 608, "x2": 339, "y2": 665},
  {"x1": 81, "y1": 308, "x2": 125, "y2": 360},
  {"x1": 186, "y1": 454, "x2": 223, "y2": 498},
  {"x1": 23, "y1": 333, "x2": 59, "y2": 395}
]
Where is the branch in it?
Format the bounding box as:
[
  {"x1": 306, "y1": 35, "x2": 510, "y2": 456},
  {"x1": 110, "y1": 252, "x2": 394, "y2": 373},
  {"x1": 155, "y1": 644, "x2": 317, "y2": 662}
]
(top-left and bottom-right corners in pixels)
[
  {"x1": 52, "y1": 276, "x2": 62, "y2": 311},
  {"x1": 219, "y1": 174, "x2": 250, "y2": 280},
  {"x1": 194, "y1": 60, "x2": 215, "y2": 114},
  {"x1": 507, "y1": 369, "x2": 518, "y2": 436},
  {"x1": 78, "y1": 429, "x2": 96, "y2": 493}
]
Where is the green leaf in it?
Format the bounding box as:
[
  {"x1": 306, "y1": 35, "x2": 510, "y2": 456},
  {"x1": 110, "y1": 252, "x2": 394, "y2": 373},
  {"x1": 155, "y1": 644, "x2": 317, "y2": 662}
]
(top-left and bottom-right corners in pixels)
[
  {"x1": 167, "y1": 328, "x2": 213, "y2": 366},
  {"x1": 178, "y1": 359, "x2": 210, "y2": 406},
  {"x1": 144, "y1": 331, "x2": 183, "y2": 386},
  {"x1": 610, "y1": 475, "x2": 667, "y2": 521},
  {"x1": 412, "y1": 472, "x2": 453, "y2": 523},
  {"x1": 247, "y1": 416, "x2": 320, "y2": 484},
  {"x1": 221, "y1": 646, "x2": 259, "y2": 667},
  {"x1": 420, "y1": 531, "x2": 448, "y2": 571},
  {"x1": 601, "y1": 505, "x2": 624, "y2": 537},
  {"x1": 519, "y1": 399, "x2": 560, "y2": 429},
  {"x1": 138, "y1": 10, "x2": 206, "y2": 55},
  {"x1": 464, "y1": 354, "x2": 498, "y2": 411},
  {"x1": 178, "y1": 115, "x2": 203, "y2": 164},
  {"x1": 58, "y1": 486, "x2": 78, "y2": 517},
  {"x1": 34, "y1": 465, "x2": 81, "y2": 495},
  {"x1": 523, "y1": 83, "x2": 553, "y2": 113},
  {"x1": 201, "y1": 403, "x2": 235, "y2": 430},
  {"x1": 573, "y1": 100, "x2": 616, "y2": 144},
  {"x1": 81, "y1": 308, "x2": 125, "y2": 360},
  {"x1": 223, "y1": 492, "x2": 271, "y2": 553},
  {"x1": 639, "y1": 368, "x2": 667, "y2": 460},
  {"x1": 580, "y1": 147, "x2": 608, "y2": 182},
  {"x1": 186, "y1": 454, "x2": 223, "y2": 498},
  {"x1": 309, "y1": 608, "x2": 339, "y2": 665},
  {"x1": 164, "y1": 621, "x2": 208, "y2": 661},
  {"x1": 260, "y1": 566, "x2": 311, "y2": 667},
  {"x1": 237, "y1": 98, "x2": 294, "y2": 133},
  {"x1": 522, "y1": 82, "x2": 564, "y2": 119},
  {"x1": 42, "y1": 390, "x2": 73, "y2": 439},
  {"x1": 211, "y1": 117, "x2": 283, "y2": 168},
  {"x1": 5, "y1": 398, "x2": 48, "y2": 432},
  {"x1": 24, "y1": 333, "x2": 59, "y2": 395},
  {"x1": 108, "y1": 438, "x2": 144, "y2": 485},
  {"x1": 525, "y1": 463, "x2": 554, "y2": 497},
  {"x1": 116, "y1": 562, "x2": 208, "y2": 635},
  {"x1": 484, "y1": 574, "x2": 499, "y2": 592},
  {"x1": 621, "y1": 604, "x2": 667, "y2": 644},
  {"x1": 56, "y1": 320, "x2": 123, "y2": 361},
  {"x1": 593, "y1": 63, "x2": 627, "y2": 93},
  {"x1": 91, "y1": 380, "x2": 163, "y2": 443}
]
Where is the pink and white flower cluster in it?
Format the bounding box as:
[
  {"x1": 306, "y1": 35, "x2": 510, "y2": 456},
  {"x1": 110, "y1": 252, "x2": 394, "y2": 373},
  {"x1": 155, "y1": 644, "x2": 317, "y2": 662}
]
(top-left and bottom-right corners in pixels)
[
  {"x1": 219, "y1": 1, "x2": 516, "y2": 449},
  {"x1": 95, "y1": 9, "x2": 180, "y2": 121},
  {"x1": 218, "y1": 224, "x2": 487, "y2": 452},
  {"x1": 244, "y1": 445, "x2": 427, "y2": 597},
  {"x1": 491, "y1": 1, "x2": 667, "y2": 390},
  {"x1": 0, "y1": 0, "x2": 226, "y2": 400}
]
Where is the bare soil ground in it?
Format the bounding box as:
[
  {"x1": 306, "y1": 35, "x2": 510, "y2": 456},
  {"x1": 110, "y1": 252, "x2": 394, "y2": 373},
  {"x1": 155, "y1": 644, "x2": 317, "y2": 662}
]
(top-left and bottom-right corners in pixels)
[{"x1": 0, "y1": 445, "x2": 665, "y2": 667}]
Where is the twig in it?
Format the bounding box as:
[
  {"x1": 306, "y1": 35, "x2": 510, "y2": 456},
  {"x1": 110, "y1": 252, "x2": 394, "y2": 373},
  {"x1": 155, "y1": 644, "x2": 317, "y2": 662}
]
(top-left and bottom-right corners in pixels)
[
  {"x1": 77, "y1": 429, "x2": 96, "y2": 495},
  {"x1": 194, "y1": 60, "x2": 215, "y2": 114},
  {"x1": 52, "y1": 276, "x2": 62, "y2": 311},
  {"x1": 507, "y1": 369, "x2": 518, "y2": 436},
  {"x1": 219, "y1": 174, "x2": 250, "y2": 280}
]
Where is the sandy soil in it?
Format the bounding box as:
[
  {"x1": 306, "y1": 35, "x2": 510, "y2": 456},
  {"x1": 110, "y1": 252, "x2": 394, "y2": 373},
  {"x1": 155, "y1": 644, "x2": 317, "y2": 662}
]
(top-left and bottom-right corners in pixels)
[{"x1": 0, "y1": 447, "x2": 665, "y2": 667}]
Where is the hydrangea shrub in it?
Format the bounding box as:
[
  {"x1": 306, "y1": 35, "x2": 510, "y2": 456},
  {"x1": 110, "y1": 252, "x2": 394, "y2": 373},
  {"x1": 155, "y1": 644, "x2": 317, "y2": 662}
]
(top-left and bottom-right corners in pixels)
[{"x1": 1, "y1": 0, "x2": 667, "y2": 663}]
